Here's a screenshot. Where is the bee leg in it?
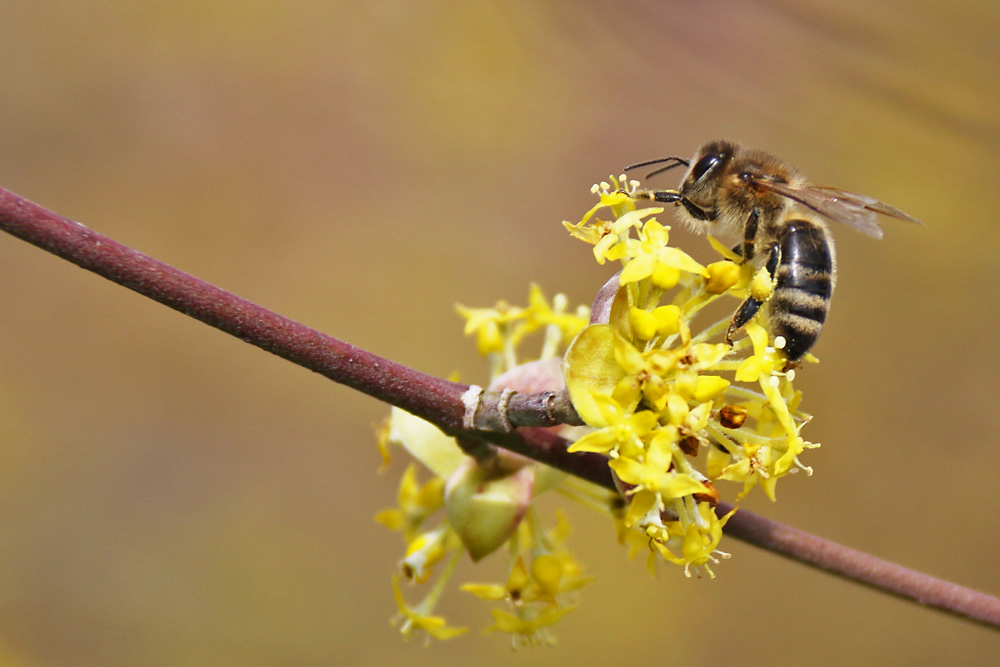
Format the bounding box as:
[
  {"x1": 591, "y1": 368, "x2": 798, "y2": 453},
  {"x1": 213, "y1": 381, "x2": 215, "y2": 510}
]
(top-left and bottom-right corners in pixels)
[
  {"x1": 651, "y1": 190, "x2": 683, "y2": 204},
  {"x1": 726, "y1": 299, "x2": 761, "y2": 347},
  {"x1": 740, "y1": 208, "x2": 760, "y2": 261},
  {"x1": 725, "y1": 241, "x2": 781, "y2": 346},
  {"x1": 630, "y1": 189, "x2": 683, "y2": 204},
  {"x1": 631, "y1": 189, "x2": 716, "y2": 222}
]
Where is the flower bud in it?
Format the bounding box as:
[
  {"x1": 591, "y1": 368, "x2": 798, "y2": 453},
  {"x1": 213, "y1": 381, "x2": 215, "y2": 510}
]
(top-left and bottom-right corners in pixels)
[{"x1": 445, "y1": 459, "x2": 534, "y2": 561}]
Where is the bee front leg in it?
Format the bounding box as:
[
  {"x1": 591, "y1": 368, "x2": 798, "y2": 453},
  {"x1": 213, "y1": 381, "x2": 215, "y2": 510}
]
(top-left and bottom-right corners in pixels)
[
  {"x1": 725, "y1": 240, "x2": 781, "y2": 346},
  {"x1": 629, "y1": 189, "x2": 683, "y2": 204}
]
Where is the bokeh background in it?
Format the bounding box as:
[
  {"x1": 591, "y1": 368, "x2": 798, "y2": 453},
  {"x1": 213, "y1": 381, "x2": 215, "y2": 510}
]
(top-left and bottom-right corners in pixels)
[{"x1": 1, "y1": 1, "x2": 998, "y2": 664}]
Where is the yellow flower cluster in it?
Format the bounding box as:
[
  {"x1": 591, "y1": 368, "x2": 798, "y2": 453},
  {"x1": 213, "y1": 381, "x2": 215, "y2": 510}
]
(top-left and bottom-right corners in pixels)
[
  {"x1": 378, "y1": 286, "x2": 594, "y2": 645},
  {"x1": 376, "y1": 178, "x2": 817, "y2": 643},
  {"x1": 562, "y1": 177, "x2": 815, "y2": 576}
]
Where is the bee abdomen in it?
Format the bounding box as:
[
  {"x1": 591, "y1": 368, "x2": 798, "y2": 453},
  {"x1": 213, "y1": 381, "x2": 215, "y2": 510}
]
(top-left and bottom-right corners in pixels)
[{"x1": 771, "y1": 219, "x2": 834, "y2": 361}]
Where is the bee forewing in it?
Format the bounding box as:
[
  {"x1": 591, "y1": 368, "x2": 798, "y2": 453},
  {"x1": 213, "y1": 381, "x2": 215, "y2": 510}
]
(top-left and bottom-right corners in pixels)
[
  {"x1": 753, "y1": 180, "x2": 920, "y2": 239},
  {"x1": 812, "y1": 186, "x2": 923, "y2": 224},
  {"x1": 794, "y1": 186, "x2": 886, "y2": 238}
]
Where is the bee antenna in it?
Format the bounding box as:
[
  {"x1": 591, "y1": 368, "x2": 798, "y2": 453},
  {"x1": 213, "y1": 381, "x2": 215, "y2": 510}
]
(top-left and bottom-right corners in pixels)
[{"x1": 623, "y1": 156, "x2": 690, "y2": 180}]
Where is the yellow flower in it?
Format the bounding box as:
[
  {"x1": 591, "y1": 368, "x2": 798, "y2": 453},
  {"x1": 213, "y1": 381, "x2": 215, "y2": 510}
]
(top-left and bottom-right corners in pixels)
[
  {"x1": 392, "y1": 575, "x2": 468, "y2": 643},
  {"x1": 565, "y1": 392, "x2": 659, "y2": 455},
  {"x1": 374, "y1": 418, "x2": 392, "y2": 472},
  {"x1": 619, "y1": 219, "x2": 708, "y2": 286},
  {"x1": 401, "y1": 525, "x2": 457, "y2": 583},
  {"x1": 653, "y1": 504, "x2": 736, "y2": 577},
  {"x1": 457, "y1": 285, "x2": 590, "y2": 375},
  {"x1": 460, "y1": 509, "x2": 590, "y2": 645},
  {"x1": 483, "y1": 605, "x2": 575, "y2": 646},
  {"x1": 704, "y1": 260, "x2": 741, "y2": 294},
  {"x1": 384, "y1": 407, "x2": 468, "y2": 480},
  {"x1": 462, "y1": 555, "x2": 555, "y2": 605},
  {"x1": 609, "y1": 429, "x2": 709, "y2": 500},
  {"x1": 593, "y1": 208, "x2": 662, "y2": 265},
  {"x1": 375, "y1": 463, "x2": 445, "y2": 542},
  {"x1": 456, "y1": 301, "x2": 525, "y2": 337},
  {"x1": 525, "y1": 284, "x2": 589, "y2": 349}
]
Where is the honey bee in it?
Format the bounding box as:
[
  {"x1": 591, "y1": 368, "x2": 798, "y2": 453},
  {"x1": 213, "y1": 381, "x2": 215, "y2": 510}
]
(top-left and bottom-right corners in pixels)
[{"x1": 626, "y1": 140, "x2": 920, "y2": 362}]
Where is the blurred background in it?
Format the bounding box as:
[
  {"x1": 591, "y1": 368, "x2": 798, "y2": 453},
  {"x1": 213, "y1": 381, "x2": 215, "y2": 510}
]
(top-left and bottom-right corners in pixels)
[{"x1": 0, "y1": 1, "x2": 997, "y2": 664}]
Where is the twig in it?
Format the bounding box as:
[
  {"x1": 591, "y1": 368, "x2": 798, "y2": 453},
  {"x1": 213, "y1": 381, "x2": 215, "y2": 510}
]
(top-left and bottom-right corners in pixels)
[
  {"x1": 0, "y1": 185, "x2": 997, "y2": 631},
  {"x1": 0, "y1": 188, "x2": 595, "y2": 477},
  {"x1": 718, "y1": 505, "x2": 1000, "y2": 630}
]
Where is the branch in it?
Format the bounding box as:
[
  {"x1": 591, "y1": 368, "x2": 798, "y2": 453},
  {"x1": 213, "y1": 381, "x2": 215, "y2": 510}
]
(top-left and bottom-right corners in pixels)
[
  {"x1": 0, "y1": 185, "x2": 997, "y2": 631},
  {"x1": 0, "y1": 188, "x2": 593, "y2": 478}
]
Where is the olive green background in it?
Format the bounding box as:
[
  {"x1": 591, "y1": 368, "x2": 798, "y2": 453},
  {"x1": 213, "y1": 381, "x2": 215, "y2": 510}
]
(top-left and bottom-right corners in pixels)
[{"x1": 0, "y1": 2, "x2": 997, "y2": 665}]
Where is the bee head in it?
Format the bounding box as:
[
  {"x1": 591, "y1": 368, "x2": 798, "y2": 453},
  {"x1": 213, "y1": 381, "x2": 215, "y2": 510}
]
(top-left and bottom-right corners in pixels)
[{"x1": 672, "y1": 140, "x2": 736, "y2": 222}]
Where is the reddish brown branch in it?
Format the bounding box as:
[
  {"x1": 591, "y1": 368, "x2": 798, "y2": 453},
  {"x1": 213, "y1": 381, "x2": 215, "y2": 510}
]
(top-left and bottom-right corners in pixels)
[
  {"x1": 0, "y1": 189, "x2": 463, "y2": 429},
  {"x1": 0, "y1": 185, "x2": 997, "y2": 631},
  {"x1": 0, "y1": 187, "x2": 605, "y2": 483},
  {"x1": 716, "y1": 503, "x2": 1000, "y2": 629}
]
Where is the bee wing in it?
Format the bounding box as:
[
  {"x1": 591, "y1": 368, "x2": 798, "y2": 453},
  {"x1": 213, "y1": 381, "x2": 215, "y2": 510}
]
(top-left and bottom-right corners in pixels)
[{"x1": 754, "y1": 181, "x2": 921, "y2": 239}]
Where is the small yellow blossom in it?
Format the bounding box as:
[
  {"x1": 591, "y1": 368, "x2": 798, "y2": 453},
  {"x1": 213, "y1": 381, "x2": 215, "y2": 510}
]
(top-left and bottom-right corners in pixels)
[
  {"x1": 693, "y1": 375, "x2": 730, "y2": 402},
  {"x1": 705, "y1": 260, "x2": 741, "y2": 294},
  {"x1": 460, "y1": 508, "x2": 590, "y2": 645},
  {"x1": 374, "y1": 463, "x2": 445, "y2": 543},
  {"x1": 402, "y1": 525, "x2": 457, "y2": 583},
  {"x1": 619, "y1": 224, "x2": 707, "y2": 286},
  {"x1": 609, "y1": 434, "x2": 707, "y2": 500},
  {"x1": 392, "y1": 574, "x2": 468, "y2": 643},
  {"x1": 629, "y1": 307, "x2": 658, "y2": 341},
  {"x1": 652, "y1": 305, "x2": 681, "y2": 336},
  {"x1": 456, "y1": 300, "x2": 526, "y2": 341},
  {"x1": 526, "y1": 284, "x2": 589, "y2": 346},
  {"x1": 565, "y1": 393, "x2": 659, "y2": 455},
  {"x1": 483, "y1": 605, "x2": 574, "y2": 646},
  {"x1": 652, "y1": 504, "x2": 736, "y2": 577},
  {"x1": 375, "y1": 418, "x2": 392, "y2": 472}
]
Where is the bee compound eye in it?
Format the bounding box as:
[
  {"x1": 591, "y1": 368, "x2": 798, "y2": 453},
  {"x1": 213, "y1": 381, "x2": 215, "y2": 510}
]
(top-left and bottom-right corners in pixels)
[{"x1": 691, "y1": 154, "x2": 722, "y2": 182}]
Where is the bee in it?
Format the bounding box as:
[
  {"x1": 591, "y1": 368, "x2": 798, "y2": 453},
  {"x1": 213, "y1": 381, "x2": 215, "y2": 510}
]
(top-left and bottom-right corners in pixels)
[{"x1": 626, "y1": 139, "x2": 920, "y2": 362}]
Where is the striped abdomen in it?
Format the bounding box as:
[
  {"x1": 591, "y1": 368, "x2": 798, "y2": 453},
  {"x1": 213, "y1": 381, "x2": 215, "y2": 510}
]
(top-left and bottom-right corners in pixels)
[{"x1": 771, "y1": 219, "x2": 835, "y2": 361}]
